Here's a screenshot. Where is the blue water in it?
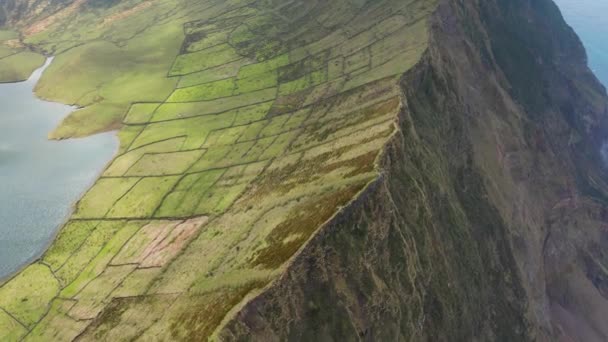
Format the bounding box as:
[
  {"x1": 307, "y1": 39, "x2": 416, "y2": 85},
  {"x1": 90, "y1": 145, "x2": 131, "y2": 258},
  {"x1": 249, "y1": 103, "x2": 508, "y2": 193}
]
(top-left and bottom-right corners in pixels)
[
  {"x1": 554, "y1": 0, "x2": 608, "y2": 87},
  {"x1": 0, "y1": 59, "x2": 117, "y2": 280}
]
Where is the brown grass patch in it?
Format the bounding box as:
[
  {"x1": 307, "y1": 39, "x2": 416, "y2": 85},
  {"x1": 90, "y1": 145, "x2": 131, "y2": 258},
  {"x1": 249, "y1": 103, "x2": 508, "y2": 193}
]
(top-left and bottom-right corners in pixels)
[
  {"x1": 3, "y1": 39, "x2": 23, "y2": 48},
  {"x1": 170, "y1": 280, "x2": 268, "y2": 341},
  {"x1": 267, "y1": 89, "x2": 312, "y2": 117},
  {"x1": 140, "y1": 217, "x2": 208, "y2": 267},
  {"x1": 24, "y1": 0, "x2": 86, "y2": 36},
  {"x1": 101, "y1": 1, "x2": 153, "y2": 26},
  {"x1": 251, "y1": 127, "x2": 389, "y2": 198},
  {"x1": 249, "y1": 183, "x2": 365, "y2": 269}
]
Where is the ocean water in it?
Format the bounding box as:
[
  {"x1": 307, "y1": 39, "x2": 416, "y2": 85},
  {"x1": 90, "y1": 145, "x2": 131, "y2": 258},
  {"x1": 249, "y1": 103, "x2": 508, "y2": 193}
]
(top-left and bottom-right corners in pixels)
[
  {"x1": 0, "y1": 59, "x2": 117, "y2": 280},
  {"x1": 554, "y1": 0, "x2": 608, "y2": 87}
]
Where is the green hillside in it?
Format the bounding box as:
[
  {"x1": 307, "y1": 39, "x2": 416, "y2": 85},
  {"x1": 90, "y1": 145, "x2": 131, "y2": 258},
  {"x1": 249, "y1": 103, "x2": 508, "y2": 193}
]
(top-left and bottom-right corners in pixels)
[
  {"x1": 0, "y1": 29, "x2": 45, "y2": 81},
  {"x1": 0, "y1": 0, "x2": 437, "y2": 339}
]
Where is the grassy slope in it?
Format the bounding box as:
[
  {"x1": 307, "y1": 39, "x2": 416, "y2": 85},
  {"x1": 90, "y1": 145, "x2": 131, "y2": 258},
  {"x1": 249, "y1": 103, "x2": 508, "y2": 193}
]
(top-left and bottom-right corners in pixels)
[
  {"x1": 0, "y1": 0, "x2": 437, "y2": 340},
  {"x1": 0, "y1": 29, "x2": 45, "y2": 82},
  {"x1": 27, "y1": 0, "x2": 185, "y2": 138}
]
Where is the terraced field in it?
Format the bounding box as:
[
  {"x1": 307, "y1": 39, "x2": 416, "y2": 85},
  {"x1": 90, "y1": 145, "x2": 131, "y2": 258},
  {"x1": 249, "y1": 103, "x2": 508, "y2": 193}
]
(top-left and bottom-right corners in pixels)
[{"x1": 0, "y1": 0, "x2": 437, "y2": 339}]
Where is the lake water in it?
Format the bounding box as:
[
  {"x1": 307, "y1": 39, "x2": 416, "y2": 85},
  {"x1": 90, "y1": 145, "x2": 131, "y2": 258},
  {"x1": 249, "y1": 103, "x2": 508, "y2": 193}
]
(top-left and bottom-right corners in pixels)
[
  {"x1": 0, "y1": 59, "x2": 116, "y2": 280},
  {"x1": 555, "y1": 0, "x2": 608, "y2": 86}
]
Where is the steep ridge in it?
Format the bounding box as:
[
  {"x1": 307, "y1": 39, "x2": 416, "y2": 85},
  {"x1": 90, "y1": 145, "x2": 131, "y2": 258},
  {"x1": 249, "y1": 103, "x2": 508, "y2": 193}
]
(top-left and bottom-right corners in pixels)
[
  {"x1": 215, "y1": 0, "x2": 608, "y2": 340},
  {"x1": 1, "y1": 0, "x2": 608, "y2": 341}
]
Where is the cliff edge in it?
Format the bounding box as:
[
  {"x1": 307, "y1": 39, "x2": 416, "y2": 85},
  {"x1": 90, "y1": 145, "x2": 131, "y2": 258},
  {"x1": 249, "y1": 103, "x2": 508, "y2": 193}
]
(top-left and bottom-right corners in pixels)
[{"x1": 220, "y1": 0, "x2": 608, "y2": 340}]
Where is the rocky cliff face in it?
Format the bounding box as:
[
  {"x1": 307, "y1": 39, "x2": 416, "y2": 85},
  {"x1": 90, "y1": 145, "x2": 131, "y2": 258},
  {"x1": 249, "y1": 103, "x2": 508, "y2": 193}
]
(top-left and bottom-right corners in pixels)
[
  {"x1": 0, "y1": 0, "x2": 70, "y2": 26},
  {"x1": 219, "y1": 0, "x2": 608, "y2": 340}
]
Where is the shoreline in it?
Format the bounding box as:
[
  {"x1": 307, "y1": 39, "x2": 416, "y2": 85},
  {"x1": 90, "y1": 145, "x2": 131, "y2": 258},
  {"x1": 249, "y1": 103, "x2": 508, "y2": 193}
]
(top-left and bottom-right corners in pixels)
[{"x1": 0, "y1": 57, "x2": 119, "y2": 284}]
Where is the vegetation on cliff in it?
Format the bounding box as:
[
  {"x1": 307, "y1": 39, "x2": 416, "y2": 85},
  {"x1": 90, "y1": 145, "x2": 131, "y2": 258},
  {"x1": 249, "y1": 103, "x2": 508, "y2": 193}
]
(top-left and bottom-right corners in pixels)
[{"x1": 0, "y1": 0, "x2": 437, "y2": 340}]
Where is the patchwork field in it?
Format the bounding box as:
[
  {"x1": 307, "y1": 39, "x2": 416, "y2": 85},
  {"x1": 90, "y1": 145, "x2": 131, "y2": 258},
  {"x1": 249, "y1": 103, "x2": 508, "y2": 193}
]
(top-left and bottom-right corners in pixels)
[{"x1": 0, "y1": 0, "x2": 437, "y2": 339}]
